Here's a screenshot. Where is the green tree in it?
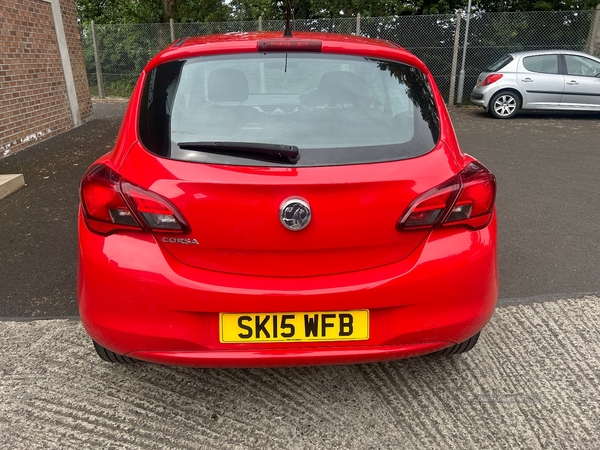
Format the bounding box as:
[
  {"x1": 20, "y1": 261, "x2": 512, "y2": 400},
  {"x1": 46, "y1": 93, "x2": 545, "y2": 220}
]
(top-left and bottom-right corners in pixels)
[
  {"x1": 77, "y1": 0, "x2": 600, "y2": 24},
  {"x1": 471, "y1": 0, "x2": 600, "y2": 12},
  {"x1": 177, "y1": 0, "x2": 231, "y2": 22},
  {"x1": 76, "y1": 0, "x2": 232, "y2": 24},
  {"x1": 76, "y1": 0, "x2": 163, "y2": 23}
]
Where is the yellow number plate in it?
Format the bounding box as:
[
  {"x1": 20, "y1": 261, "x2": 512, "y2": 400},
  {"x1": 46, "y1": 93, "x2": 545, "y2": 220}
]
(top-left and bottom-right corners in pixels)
[{"x1": 220, "y1": 310, "x2": 369, "y2": 343}]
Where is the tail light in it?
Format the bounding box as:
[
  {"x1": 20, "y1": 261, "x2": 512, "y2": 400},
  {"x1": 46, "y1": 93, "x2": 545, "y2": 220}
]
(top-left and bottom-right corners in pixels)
[
  {"x1": 398, "y1": 162, "x2": 496, "y2": 231},
  {"x1": 80, "y1": 164, "x2": 188, "y2": 235},
  {"x1": 481, "y1": 73, "x2": 503, "y2": 86}
]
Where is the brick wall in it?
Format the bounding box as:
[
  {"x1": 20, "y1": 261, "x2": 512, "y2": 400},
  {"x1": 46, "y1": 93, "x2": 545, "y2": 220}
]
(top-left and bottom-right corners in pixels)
[{"x1": 0, "y1": 0, "x2": 92, "y2": 158}]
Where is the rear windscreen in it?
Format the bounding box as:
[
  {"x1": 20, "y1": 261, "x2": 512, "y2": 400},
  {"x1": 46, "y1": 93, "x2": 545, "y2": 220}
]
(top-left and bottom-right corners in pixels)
[
  {"x1": 139, "y1": 53, "x2": 440, "y2": 166},
  {"x1": 485, "y1": 55, "x2": 514, "y2": 72}
]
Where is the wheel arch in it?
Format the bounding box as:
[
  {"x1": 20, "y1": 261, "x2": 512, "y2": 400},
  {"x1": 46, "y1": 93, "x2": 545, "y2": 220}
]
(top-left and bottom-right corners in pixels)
[
  {"x1": 489, "y1": 88, "x2": 523, "y2": 118},
  {"x1": 493, "y1": 88, "x2": 524, "y2": 106}
]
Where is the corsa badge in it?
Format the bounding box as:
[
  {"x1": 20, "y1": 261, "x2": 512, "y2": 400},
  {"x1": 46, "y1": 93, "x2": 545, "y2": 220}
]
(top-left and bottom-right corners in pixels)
[{"x1": 162, "y1": 237, "x2": 199, "y2": 245}]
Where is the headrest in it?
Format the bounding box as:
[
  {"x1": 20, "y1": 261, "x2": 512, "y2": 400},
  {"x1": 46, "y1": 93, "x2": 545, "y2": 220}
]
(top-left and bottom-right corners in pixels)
[
  {"x1": 207, "y1": 68, "x2": 249, "y2": 102},
  {"x1": 318, "y1": 71, "x2": 361, "y2": 105},
  {"x1": 319, "y1": 71, "x2": 360, "y2": 93}
]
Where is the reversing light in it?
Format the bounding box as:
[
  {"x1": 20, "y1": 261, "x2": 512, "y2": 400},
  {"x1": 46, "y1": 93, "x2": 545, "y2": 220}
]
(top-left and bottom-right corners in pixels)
[
  {"x1": 482, "y1": 74, "x2": 503, "y2": 86},
  {"x1": 398, "y1": 177, "x2": 460, "y2": 230},
  {"x1": 121, "y1": 183, "x2": 185, "y2": 231},
  {"x1": 398, "y1": 162, "x2": 496, "y2": 231}
]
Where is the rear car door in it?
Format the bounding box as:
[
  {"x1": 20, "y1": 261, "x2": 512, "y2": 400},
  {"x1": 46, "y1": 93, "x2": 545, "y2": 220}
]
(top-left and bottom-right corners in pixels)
[
  {"x1": 560, "y1": 54, "x2": 600, "y2": 109},
  {"x1": 517, "y1": 54, "x2": 564, "y2": 108}
]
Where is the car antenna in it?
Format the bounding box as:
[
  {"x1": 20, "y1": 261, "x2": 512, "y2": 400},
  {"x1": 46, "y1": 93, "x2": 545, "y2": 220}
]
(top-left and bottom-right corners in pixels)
[{"x1": 283, "y1": 0, "x2": 293, "y2": 37}]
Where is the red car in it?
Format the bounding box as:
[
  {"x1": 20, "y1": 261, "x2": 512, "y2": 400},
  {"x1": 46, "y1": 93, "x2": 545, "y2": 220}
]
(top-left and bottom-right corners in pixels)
[{"x1": 78, "y1": 31, "x2": 498, "y2": 368}]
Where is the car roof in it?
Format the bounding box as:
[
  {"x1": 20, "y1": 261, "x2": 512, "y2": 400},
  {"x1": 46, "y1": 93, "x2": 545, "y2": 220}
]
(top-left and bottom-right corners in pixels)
[
  {"x1": 145, "y1": 31, "x2": 429, "y2": 74},
  {"x1": 178, "y1": 31, "x2": 400, "y2": 49},
  {"x1": 507, "y1": 49, "x2": 599, "y2": 59}
]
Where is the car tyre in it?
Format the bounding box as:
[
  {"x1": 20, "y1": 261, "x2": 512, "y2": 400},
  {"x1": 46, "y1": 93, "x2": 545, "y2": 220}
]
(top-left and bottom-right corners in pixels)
[
  {"x1": 93, "y1": 340, "x2": 137, "y2": 364},
  {"x1": 489, "y1": 91, "x2": 520, "y2": 119},
  {"x1": 435, "y1": 332, "x2": 481, "y2": 355}
]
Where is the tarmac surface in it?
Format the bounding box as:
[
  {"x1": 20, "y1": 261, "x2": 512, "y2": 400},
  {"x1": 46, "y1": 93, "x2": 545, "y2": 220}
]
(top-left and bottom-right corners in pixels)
[
  {"x1": 452, "y1": 108, "x2": 600, "y2": 303},
  {"x1": 1, "y1": 102, "x2": 599, "y2": 448},
  {"x1": 0, "y1": 102, "x2": 125, "y2": 317},
  {"x1": 0, "y1": 103, "x2": 598, "y2": 317}
]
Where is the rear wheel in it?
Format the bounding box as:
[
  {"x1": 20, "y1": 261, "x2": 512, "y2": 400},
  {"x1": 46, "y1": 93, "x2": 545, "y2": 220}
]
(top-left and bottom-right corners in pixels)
[
  {"x1": 93, "y1": 340, "x2": 137, "y2": 364},
  {"x1": 489, "y1": 91, "x2": 520, "y2": 119},
  {"x1": 435, "y1": 332, "x2": 481, "y2": 356}
]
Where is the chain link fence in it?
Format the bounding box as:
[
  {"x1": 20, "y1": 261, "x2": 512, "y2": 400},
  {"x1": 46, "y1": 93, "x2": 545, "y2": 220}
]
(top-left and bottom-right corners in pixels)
[{"x1": 80, "y1": 9, "x2": 600, "y2": 102}]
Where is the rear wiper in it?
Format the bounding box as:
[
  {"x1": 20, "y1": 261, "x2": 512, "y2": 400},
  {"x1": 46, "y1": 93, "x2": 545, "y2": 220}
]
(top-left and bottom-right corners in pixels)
[{"x1": 178, "y1": 141, "x2": 300, "y2": 164}]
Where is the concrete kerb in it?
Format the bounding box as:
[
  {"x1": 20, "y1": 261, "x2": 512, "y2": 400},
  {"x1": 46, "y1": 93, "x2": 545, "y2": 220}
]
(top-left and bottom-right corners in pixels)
[{"x1": 0, "y1": 174, "x2": 25, "y2": 200}]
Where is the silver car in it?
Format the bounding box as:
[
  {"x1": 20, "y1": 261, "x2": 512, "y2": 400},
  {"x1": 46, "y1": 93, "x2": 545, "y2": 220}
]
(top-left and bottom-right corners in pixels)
[{"x1": 471, "y1": 50, "x2": 600, "y2": 118}]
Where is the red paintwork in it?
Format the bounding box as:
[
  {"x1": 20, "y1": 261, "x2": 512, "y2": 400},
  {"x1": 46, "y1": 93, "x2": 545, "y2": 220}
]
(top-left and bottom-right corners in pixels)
[
  {"x1": 78, "y1": 32, "x2": 498, "y2": 367},
  {"x1": 117, "y1": 140, "x2": 460, "y2": 277}
]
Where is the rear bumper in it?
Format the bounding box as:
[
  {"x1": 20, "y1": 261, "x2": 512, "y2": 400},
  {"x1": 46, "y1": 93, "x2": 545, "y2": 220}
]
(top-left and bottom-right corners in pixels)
[
  {"x1": 470, "y1": 88, "x2": 488, "y2": 107},
  {"x1": 471, "y1": 82, "x2": 507, "y2": 109},
  {"x1": 78, "y1": 213, "x2": 498, "y2": 368},
  {"x1": 130, "y1": 343, "x2": 451, "y2": 368}
]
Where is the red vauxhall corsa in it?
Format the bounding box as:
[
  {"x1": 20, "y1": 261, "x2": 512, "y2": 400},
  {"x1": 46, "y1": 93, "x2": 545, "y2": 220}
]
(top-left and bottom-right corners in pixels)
[{"x1": 78, "y1": 30, "x2": 498, "y2": 368}]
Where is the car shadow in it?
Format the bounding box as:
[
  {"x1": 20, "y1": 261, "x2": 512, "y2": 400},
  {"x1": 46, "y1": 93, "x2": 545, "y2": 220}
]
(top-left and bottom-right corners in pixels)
[{"x1": 464, "y1": 106, "x2": 600, "y2": 121}]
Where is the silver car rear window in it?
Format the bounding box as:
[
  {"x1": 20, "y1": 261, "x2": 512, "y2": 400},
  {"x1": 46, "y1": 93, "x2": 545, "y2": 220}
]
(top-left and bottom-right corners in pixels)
[
  {"x1": 485, "y1": 55, "x2": 514, "y2": 72},
  {"x1": 138, "y1": 53, "x2": 440, "y2": 166}
]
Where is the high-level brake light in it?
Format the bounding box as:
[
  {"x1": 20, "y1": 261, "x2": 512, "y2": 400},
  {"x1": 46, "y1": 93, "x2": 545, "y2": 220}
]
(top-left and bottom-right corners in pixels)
[{"x1": 258, "y1": 40, "x2": 322, "y2": 52}]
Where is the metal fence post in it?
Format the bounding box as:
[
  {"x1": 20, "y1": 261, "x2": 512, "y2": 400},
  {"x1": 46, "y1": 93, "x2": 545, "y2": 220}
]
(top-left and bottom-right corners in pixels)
[
  {"x1": 90, "y1": 21, "x2": 104, "y2": 99},
  {"x1": 585, "y1": 5, "x2": 600, "y2": 57},
  {"x1": 456, "y1": 0, "x2": 472, "y2": 106},
  {"x1": 170, "y1": 18, "x2": 175, "y2": 42},
  {"x1": 356, "y1": 13, "x2": 361, "y2": 35},
  {"x1": 448, "y1": 12, "x2": 462, "y2": 106},
  {"x1": 258, "y1": 15, "x2": 263, "y2": 31}
]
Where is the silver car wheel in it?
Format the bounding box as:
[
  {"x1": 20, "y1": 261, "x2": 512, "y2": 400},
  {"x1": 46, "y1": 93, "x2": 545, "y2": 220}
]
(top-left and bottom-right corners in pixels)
[
  {"x1": 493, "y1": 95, "x2": 516, "y2": 116},
  {"x1": 489, "y1": 91, "x2": 520, "y2": 119}
]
